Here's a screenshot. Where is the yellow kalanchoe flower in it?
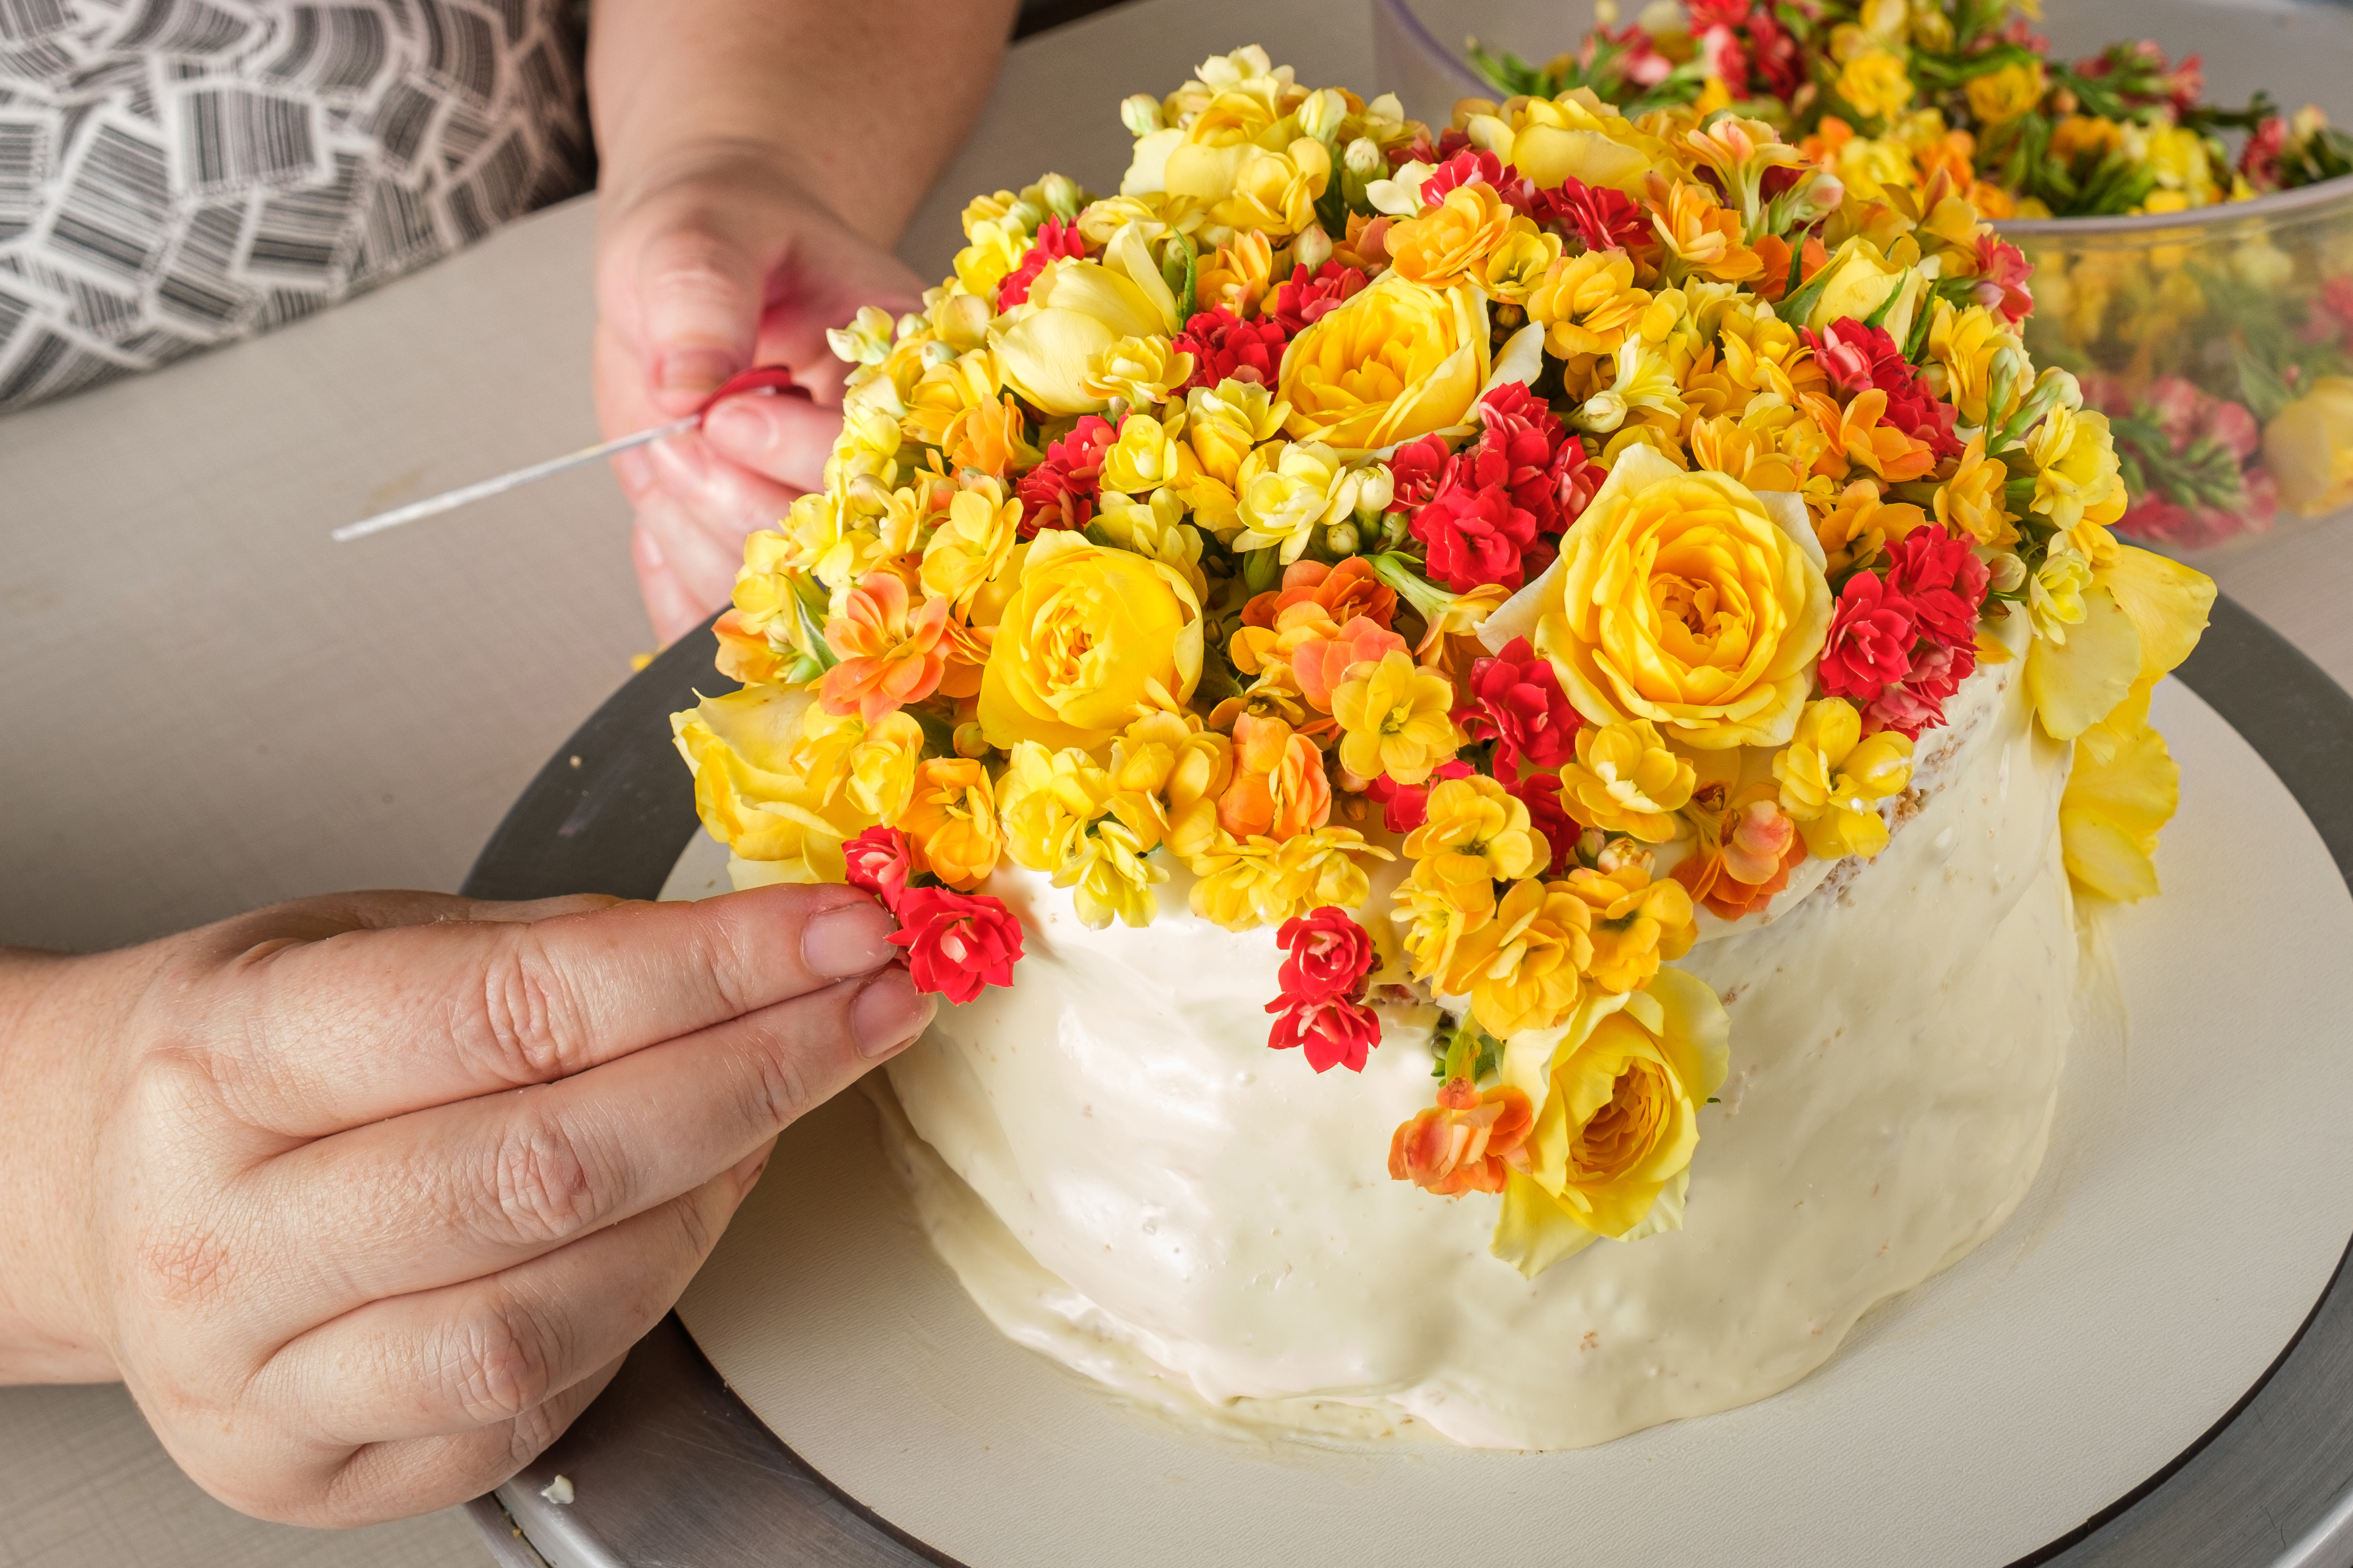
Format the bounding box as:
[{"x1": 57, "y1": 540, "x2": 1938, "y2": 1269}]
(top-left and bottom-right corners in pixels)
[
  {"x1": 1099, "y1": 409, "x2": 1199, "y2": 495},
  {"x1": 1331, "y1": 649, "x2": 1461, "y2": 785},
  {"x1": 2024, "y1": 529, "x2": 2215, "y2": 741},
  {"x1": 919, "y1": 481, "x2": 1021, "y2": 614},
  {"x1": 1083, "y1": 335, "x2": 1196, "y2": 408},
  {"x1": 1837, "y1": 47, "x2": 1915, "y2": 122},
  {"x1": 1056, "y1": 818, "x2": 1169, "y2": 929},
  {"x1": 1443, "y1": 877, "x2": 1596, "y2": 1041},
  {"x1": 1771, "y1": 698, "x2": 1913, "y2": 861},
  {"x1": 1526, "y1": 248, "x2": 1652, "y2": 365},
  {"x1": 1231, "y1": 441, "x2": 1390, "y2": 563},
  {"x1": 1559, "y1": 865, "x2": 1698, "y2": 996},
  {"x1": 1393, "y1": 852, "x2": 1497, "y2": 987},
  {"x1": 2024, "y1": 406, "x2": 2129, "y2": 534},
  {"x1": 898, "y1": 757, "x2": 1003, "y2": 890},
  {"x1": 1557, "y1": 718, "x2": 1697, "y2": 842},
  {"x1": 1403, "y1": 775, "x2": 1550, "y2": 882},
  {"x1": 1491, "y1": 969, "x2": 1730, "y2": 1277},
  {"x1": 998, "y1": 741, "x2": 1113, "y2": 872},
  {"x1": 1386, "y1": 180, "x2": 1518, "y2": 290}
]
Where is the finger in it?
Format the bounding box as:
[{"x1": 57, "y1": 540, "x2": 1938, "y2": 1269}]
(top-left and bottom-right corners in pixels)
[
  {"x1": 199, "y1": 892, "x2": 622, "y2": 957},
  {"x1": 278, "y1": 1151, "x2": 765, "y2": 1447},
  {"x1": 316, "y1": 1352, "x2": 626, "y2": 1528},
  {"x1": 699, "y1": 393, "x2": 843, "y2": 492},
  {"x1": 635, "y1": 226, "x2": 764, "y2": 415},
  {"x1": 633, "y1": 522, "x2": 710, "y2": 646},
  {"x1": 214, "y1": 885, "x2": 901, "y2": 1137},
  {"x1": 632, "y1": 482, "x2": 761, "y2": 628},
  {"x1": 646, "y1": 430, "x2": 803, "y2": 539},
  {"x1": 249, "y1": 972, "x2": 924, "y2": 1318}
]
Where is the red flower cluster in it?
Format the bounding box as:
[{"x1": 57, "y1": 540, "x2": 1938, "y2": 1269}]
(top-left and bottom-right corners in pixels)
[
  {"x1": 1457, "y1": 636, "x2": 1581, "y2": 774},
  {"x1": 1818, "y1": 531, "x2": 1991, "y2": 738},
  {"x1": 1407, "y1": 385, "x2": 1593, "y2": 593},
  {"x1": 1687, "y1": 0, "x2": 1805, "y2": 100},
  {"x1": 1421, "y1": 149, "x2": 1517, "y2": 207},
  {"x1": 1366, "y1": 758, "x2": 1473, "y2": 834},
  {"x1": 1015, "y1": 414, "x2": 1115, "y2": 537},
  {"x1": 1506, "y1": 771, "x2": 1580, "y2": 878},
  {"x1": 889, "y1": 885, "x2": 1025, "y2": 1006},
  {"x1": 1529, "y1": 175, "x2": 1651, "y2": 255},
  {"x1": 1175, "y1": 304, "x2": 1289, "y2": 390},
  {"x1": 847, "y1": 825, "x2": 1025, "y2": 1007},
  {"x1": 1268, "y1": 261, "x2": 1367, "y2": 337},
  {"x1": 995, "y1": 217, "x2": 1087, "y2": 308},
  {"x1": 1804, "y1": 318, "x2": 1962, "y2": 459},
  {"x1": 1386, "y1": 125, "x2": 1473, "y2": 171},
  {"x1": 1265, "y1": 907, "x2": 1381, "y2": 1073}
]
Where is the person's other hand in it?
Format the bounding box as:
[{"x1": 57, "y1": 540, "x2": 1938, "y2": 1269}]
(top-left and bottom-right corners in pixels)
[
  {"x1": 593, "y1": 148, "x2": 925, "y2": 643},
  {"x1": 1, "y1": 884, "x2": 931, "y2": 1523}
]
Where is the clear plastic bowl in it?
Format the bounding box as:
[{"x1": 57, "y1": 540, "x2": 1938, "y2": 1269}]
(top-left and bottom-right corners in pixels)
[{"x1": 1370, "y1": 0, "x2": 2353, "y2": 555}]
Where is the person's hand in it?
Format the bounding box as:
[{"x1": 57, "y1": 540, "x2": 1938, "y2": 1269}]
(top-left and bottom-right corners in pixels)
[
  {"x1": 0, "y1": 884, "x2": 933, "y2": 1524},
  {"x1": 594, "y1": 146, "x2": 927, "y2": 644}
]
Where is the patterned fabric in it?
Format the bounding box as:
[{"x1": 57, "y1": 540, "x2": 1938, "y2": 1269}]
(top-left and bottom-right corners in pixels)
[{"x1": 0, "y1": 0, "x2": 591, "y2": 414}]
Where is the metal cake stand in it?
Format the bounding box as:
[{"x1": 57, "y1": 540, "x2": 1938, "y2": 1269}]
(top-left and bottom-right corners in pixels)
[{"x1": 458, "y1": 596, "x2": 2353, "y2": 1568}]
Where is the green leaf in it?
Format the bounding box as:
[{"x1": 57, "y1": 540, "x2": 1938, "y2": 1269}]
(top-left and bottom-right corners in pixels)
[{"x1": 790, "y1": 582, "x2": 839, "y2": 675}]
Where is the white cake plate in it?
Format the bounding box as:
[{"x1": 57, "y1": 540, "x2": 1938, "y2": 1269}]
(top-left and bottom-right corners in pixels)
[{"x1": 462, "y1": 598, "x2": 2353, "y2": 1568}]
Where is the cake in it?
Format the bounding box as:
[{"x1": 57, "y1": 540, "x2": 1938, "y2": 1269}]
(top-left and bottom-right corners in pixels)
[{"x1": 672, "y1": 46, "x2": 2217, "y2": 1450}]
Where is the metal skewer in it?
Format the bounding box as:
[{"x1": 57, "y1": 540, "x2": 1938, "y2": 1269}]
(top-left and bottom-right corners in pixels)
[{"x1": 331, "y1": 365, "x2": 808, "y2": 544}]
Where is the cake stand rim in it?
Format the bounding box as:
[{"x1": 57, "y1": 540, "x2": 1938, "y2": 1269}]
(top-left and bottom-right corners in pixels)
[{"x1": 459, "y1": 596, "x2": 2353, "y2": 1568}]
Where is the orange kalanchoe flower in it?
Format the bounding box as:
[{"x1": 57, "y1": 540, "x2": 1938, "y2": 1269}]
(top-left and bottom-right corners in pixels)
[
  {"x1": 1803, "y1": 389, "x2": 1939, "y2": 485},
  {"x1": 1217, "y1": 713, "x2": 1332, "y2": 842},
  {"x1": 821, "y1": 571, "x2": 951, "y2": 722},
  {"x1": 1390, "y1": 1078, "x2": 1536, "y2": 1197},
  {"x1": 1291, "y1": 615, "x2": 1409, "y2": 711},
  {"x1": 897, "y1": 756, "x2": 1003, "y2": 889},
  {"x1": 1673, "y1": 781, "x2": 1806, "y2": 920},
  {"x1": 1241, "y1": 556, "x2": 1398, "y2": 634}
]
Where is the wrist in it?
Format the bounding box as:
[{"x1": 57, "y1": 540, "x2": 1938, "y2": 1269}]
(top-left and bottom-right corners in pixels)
[{"x1": 0, "y1": 947, "x2": 127, "y2": 1383}]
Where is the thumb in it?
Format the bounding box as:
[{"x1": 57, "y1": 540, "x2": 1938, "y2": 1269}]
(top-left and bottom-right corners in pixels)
[{"x1": 637, "y1": 226, "x2": 766, "y2": 415}]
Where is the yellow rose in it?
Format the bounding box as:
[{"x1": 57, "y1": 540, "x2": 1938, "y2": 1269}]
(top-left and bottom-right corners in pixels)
[
  {"x1": 671, "y1": 686, "x2": 860, "y2": 883},
  {"x1": 1965, "y1": 59, "x2": 2046, "y2": 126},
  {"x1": 990, "y1": 224, "x2": 1181, "y2": 416},
  {"x1": 978, "y1": 530, "x2": 1205, "y2": 752},
  {"x1": 1535, "y1": 444, "x2": 1832, "y2": 750},
  {"x1": 2263, "y1": 376, "x2": 2353, "y2": 517},
  {"x1": 1837, "y1": 47, "x2": 1915, "y2": 122},
  {"x1": 1805, "y1": 236, "x2": 1928, "y2": 348},
  {"x1": 2059, "y1": 678, "x2": 2178, "y2": 903},
  {"x1": 1496, "y1": 96, "x2": 1663, "y2": 195},
  {"x1": 1082, "y1": 334, "x2": 1196, "y2": 408},
  {"x1": 1491, "y1": 968, "x2": 1731, "y2": 1277},
  {"x1": 1557, "y1": 718, "x2": 1698, "y2": 842},
  {"x1": 1277, "y1": 273, "x2": 1491, "y2": 450}
]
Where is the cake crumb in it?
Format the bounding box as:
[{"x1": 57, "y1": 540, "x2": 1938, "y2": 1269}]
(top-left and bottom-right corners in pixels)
[{"x1": 539, "y1": 1475, "x2": 575, "y2": 1505}]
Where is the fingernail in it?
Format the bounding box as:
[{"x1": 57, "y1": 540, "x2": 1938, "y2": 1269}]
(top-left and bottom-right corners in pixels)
[
  {"x1": 702, "y1": 399, "x2": 773, "y2": 459},
  {"x1": 853, "y1": 970, "x2": 935, "y2": 1060},
  {"x1": 658, "y1": 348, "x2": 738, "y2": 397},
  {"x1": 801, "y1": 899, "x2": 896, "y2": 978}
]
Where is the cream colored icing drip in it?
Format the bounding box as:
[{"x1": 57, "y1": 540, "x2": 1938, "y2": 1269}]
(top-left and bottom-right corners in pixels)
[{"x1": 884, "y1": 656, "x2": 2078, "y2": 1450}]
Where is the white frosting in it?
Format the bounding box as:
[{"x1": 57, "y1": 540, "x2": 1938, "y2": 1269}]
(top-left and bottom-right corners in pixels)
[{"x1": 885, "y1": 652, "x2": 2079, "y2": 1449}]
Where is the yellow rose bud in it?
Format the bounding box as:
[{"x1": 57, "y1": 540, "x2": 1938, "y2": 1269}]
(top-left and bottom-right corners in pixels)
[
  {"x1": 991, "y1": 223, "x2": 1181, "y2": 416},
  {"x1": 1558, "y1": 718, "x2": 1698, "y2": 842},
  {"x1": 978, "y1": 530, "x2": 1205, "y2": 753},
  {"x1": 1805, "y1": 236, "x2": 1927, "y2": 347},
  {"x1": 1535, "y1": 445, "x2": 1832, "y2": 750},
  {"x1": 1099, "y1": 410, "x2": 1199, "y2": 495},
  {"x1": 1331, "y1": 649, "x2": 1462, "y2": 785},
  {"x1": 671, "y1": 686, "x2": 861, "y2": 883},
  {"x1": 1492, "y1": 969, "x2": 1730, "y2": 1276},
  {"x1": 1278, "y1": 273, "x2": 1492, "y2": 450}
]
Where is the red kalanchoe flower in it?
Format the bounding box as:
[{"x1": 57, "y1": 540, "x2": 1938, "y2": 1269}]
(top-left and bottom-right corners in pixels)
[
  {"x1": 1806, "y1": 318, "x2": 1964, "y2": 459},
  {"x1": 889, "y1": 886, "x2": 1025, "y2": 1005},
  {"x1": 1269, "y1": 261, "x2": 1369, "y2": 337},
  {"x1": 1459, "y1": 636, "x2": 1582, "y2": 774},
  {"x1": 1971, "y1": 236, "x2": 2035, "y2": 326},
  {"x1": 1015, "y1": 414, "x2": 1115, "y2": 537},
  {"x1": 995, "y1": 216, "x2": 1088, "y2": 308},
  {"x1": 1532, "y1": 175, "x2": 1650, "y2": 254},
  {"x1": 1865, "y1": 639, "x2": 1975, "y2": 740},
  {"x1": 1506, "y1": 769, "x2": 1580, "y2": 877},
  {"x1": 1265, "y1": 990, "x2": 1384, "y2": 1073},
  {"x1": 2243, "y1": 116, "x2": 2288, "y2": 190},
  {"x1": 1411, "y1": 460, "x2": 1542, "y2": 593},
  {"x1": 1387, "y1": 432, "x2": 1452, "y2": 509},
  {"x1": 1273, "y1": 907, "x2": 1377, "y2": 1001},
  {"x1": 1882, "y1": 530, "x2": 1989, "y2": 648},
  {"x1": 842, "y1": 825, "x2": 915, "y2": 912},
  {"x1": 1818, "y1": 572, "x2": 1920, "y2": 701},
  {"x1": 1472, "y1": 384, "x2": 1572, "y2": 533},
  {"x1": 1420, "y1": 148, "x2": 1514, "y2": 205},
  {"x1": 1388, "y1": 126, "x2": 1474, "y2": 170},
  {"x1": 1365, "y1": 759, "x2": 1474, "y2": 834},
  {"x1": 1744, "y1": 6, "x2": 1805, "y2": 98},
  {"x1": 1175, "y1": 305, "x2": 1291, "y2": 390}
]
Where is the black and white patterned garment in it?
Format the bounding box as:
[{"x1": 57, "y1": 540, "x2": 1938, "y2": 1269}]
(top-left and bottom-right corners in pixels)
[{"x1": 0, "y1": 0, "x2": 591, "y2": 414}]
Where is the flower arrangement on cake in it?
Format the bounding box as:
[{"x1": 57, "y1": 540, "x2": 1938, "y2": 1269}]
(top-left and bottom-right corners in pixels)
[
  {"x1": 672, "y1": 44, "x2": 2214, "y2": 1283},
  {"x1": 1454, "y1": 1, "x2": 2353, "y2": 553}
]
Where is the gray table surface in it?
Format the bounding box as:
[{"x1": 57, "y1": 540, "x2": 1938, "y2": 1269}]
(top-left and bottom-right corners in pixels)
[{"x1": 8, "y1": 0, "x2": 2353, "y2": 1561}]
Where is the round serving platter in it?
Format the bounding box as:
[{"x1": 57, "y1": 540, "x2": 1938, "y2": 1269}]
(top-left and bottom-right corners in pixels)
[{"x1": 462, "y1": 596, "x2": 2353, "y2": 1568}]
